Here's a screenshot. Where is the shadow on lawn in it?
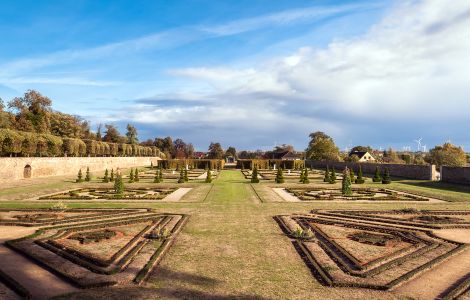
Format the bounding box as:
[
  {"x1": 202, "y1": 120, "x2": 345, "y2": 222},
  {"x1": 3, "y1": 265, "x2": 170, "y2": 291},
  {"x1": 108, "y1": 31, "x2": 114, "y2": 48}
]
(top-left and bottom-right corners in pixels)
[{"x1": 394, "y1": 179, "x2": 470, "y2": 194}]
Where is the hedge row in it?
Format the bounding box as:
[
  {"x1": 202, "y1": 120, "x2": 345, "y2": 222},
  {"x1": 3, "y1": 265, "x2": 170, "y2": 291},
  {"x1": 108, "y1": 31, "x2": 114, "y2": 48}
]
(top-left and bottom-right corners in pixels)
[{"x1": 0, "y1": 128, "x2": 166, "y2": 158}]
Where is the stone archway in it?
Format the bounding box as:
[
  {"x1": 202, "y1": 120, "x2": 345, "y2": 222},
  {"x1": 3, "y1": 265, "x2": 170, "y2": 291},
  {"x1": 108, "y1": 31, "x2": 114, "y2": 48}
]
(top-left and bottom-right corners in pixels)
[{"x1": 24, "y1": 165, "x2": 32, "y2": 179}]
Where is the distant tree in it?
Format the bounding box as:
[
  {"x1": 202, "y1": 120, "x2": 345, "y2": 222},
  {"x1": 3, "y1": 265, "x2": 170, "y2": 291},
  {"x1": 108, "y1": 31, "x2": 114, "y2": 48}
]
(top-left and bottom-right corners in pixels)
[
  {"x1": 349, "y1": 168, "x2": 355, "y2": 182},
  {"x1": 178, "y1": 169, "x2": 185, "y2": 183},
  {"x1": 103, "y1": 124, "x2": 121, "y2": 143},
  {"x1": 299, "y1": 169, "x2": 304, "y2": 183},
  {"x1": 110, "y1": 168, "x2": 115, "y2": 182},
  {"x1": 134, "y1": 169, "x2": 140, "y2": 182},
  {"x1": 350, "y1": 146, "x2": 373, "y2": 154},
  {"x1": 185, "y1": 143, "x2": 195, "y2": 158},
  {"x1": 302, "y1": 168, "x2": 310, "y2": 184},
  {"x1": 126, "y1": 124, "x2": 138, "y2": 144},
  {"x1": 426, "y1": 143, "x2": 467, "y2": 167},
  {"x1": 129, "y1": 168, "x2": 134, "y2": 183},
  {"x1": 114, "y1": 175, "x2": 124, "y2": 195},
  {"x1": 324, "y1": 166, "x2": 330, "y2": 182},
  {"x1": 342, "y1": 167, "x2": 353, "y2": 196},
  {"x1": 154, "y1": 169, "x2": 161, "y2": 183},
  {"x1": 8, "y1": 90, "x2": 52, "y2": 133},
  {"x1": 205, "y1": 169, "x2": 212, "y2": 183},
  {"x1": 373, "y1": 166, "x2": 382, "y2": 182},
  {"x1": 96, "y1": 124, "x2": 102, "y2": 141},
  {"x1": 306, "y1": 132, "x2": 340, "y2": 161},
  {"x1": 208, "y1": 142, "x2": 224, "y2": 159},
  {"x1": 184, "y1": 169, "x2": 189, "y2": 182},
  {"x1": 76, "y1": 169, "x2": 83, "y2": 183},
  {"x1": 225, "y1": 146, "x2": 237, "y2": 158},
  {"x1": 382, "y1": 148, "x2": 404, "y2": 164}
]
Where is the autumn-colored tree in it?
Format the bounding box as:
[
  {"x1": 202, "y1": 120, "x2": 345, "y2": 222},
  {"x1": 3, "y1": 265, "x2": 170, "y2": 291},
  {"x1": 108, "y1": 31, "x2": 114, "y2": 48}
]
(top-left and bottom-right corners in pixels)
[
  {"x1": 306, "y1": 132, "x2": 340, "y2": 161},
  {"x1": 427, "y1": 143, "x2": 467, "y2": 167}
]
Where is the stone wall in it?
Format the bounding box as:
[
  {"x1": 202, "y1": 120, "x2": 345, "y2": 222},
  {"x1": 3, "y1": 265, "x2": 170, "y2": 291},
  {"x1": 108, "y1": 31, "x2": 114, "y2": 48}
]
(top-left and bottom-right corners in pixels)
[
  {"x1": 305, "y1": 160, "x2": 437, "y2": 180},
  {"x1": 0, "y1": 157, "x2": 162, "y2": 182},
  {"x1": 440, "y1": 166, "x2": 470, "y2": 185}
]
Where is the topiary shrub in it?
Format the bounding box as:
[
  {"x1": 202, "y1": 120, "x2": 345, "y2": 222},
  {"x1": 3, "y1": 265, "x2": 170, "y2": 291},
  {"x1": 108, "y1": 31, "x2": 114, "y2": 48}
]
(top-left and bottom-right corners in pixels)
[
  {"x1": 134, "y1": 169, "x2": 140, "y2": 182},
  {"x1": 324, "y1": 166, "x2": 330, "y2": 182},
  {"x1": 299, "y1": 169, "x2": 305, "y2": 183},
  {"x1": 382, "y1": 168, "x2": 391, "y2": 184},
  {"x1": 292, "y1": 225, "x2": 315, "y2": 240},
  {"x1": 205, "y1": 169, "x2": 212, "y2": 183},
  {"x1": 102, "y1": 169, "x2": 109, "y2": 183},
  {"x1": 153, "y1": 170, "x2": 161, "y2": 183},
  {"x1": 251, "y1": 166, "x2": 260, "y2": 183},
  {"x1": 129, "y1": 168, "x2": 134, "y2": 183},
  {"x1": 110, "y1": 169, "x2": 115, "y2": 182},
  {"x1": 84, "y1": 167, "x2": 91, "y2": 182},
  {"x1": 276, "y1": 168, "x2": 285, "y2": 184},
  {"x1": 329, "y1": 168, "x2": 336, "y2": 184},
  {"x1": 349, "y1": 168, "x2": 355, "y2": 182},
  {"x1": 178, "y1": 169, "x2": 185, "y2": 183},
  {"x1": 302, "y1": 168, "x2": 310, "y2": 184},
  {"x1": 373, "y1": 166, "x2": 382, "y2": 182},
  {"x1": 342, "y1": 167, "x2": 353, "y2": 196},
  {"x1": 184, "y1": 169, "x2": 189, "y2": 182},
  {"x1": 76, "y1": 169, "x2": 83, "y2": 183},
  {"x1": 114, "y1": 174, "x2": 124, "y2": 195},
  {"x1": 355, "y1": 165, "x2": 365, "y2": 184}
]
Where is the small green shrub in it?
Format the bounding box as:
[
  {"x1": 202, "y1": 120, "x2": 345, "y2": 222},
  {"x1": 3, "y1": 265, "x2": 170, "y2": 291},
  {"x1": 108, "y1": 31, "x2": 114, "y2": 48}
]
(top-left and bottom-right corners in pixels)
[{"x1": 292, "y1": 225, "x2": 314, "y2": 240}]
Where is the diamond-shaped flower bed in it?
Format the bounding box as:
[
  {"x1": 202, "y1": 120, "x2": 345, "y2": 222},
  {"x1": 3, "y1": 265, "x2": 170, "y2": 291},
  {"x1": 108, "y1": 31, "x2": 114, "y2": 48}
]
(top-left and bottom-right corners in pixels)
[
  {"x1": 38, "y1": 187, "x2": 178, "y2": 201},
  {"x1": 5, "y1": 209, "x2": 188, "y2": 288}
]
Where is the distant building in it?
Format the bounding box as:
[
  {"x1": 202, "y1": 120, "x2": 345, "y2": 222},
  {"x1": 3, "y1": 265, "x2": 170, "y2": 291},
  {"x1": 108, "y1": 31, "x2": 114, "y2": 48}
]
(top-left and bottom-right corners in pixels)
[
  {"x1": 193, "y1": 152, "x2": 206, "y2": 159},
  {"x1": 350, "y1": 151, "x2": 376, "y2": 162}
]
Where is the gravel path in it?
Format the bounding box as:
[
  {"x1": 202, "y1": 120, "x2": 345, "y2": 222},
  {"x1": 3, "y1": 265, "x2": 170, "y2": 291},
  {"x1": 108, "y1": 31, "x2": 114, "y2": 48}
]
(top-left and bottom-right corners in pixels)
[{"x1": 161, "y1": 188, "x2": 193, "y2": 202}]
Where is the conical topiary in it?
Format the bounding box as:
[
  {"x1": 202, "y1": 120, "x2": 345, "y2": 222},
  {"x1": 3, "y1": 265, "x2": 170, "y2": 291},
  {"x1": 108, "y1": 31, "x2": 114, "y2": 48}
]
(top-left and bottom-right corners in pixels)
[
  {"x1": 205, "y1": 169, "x2": 212, "y2": 183},
  {"x1": 134, "y1": 169, "x2": 140, "y2": 182},
  {"x1": 184, "y1": 169, "x2": 189, "y2": 182},
  {"x1": 103, "y1": 169, "x2": 109, "y2": 183},
  {"x1": 350, "y1": 168, "x2": 355, "y2": 182},
  {"x1": 355, "y1": 165, "x2": 365, "y2": 184},
  {"x1": 382, "y1": 168, "x2": 391, "y2": 184},
  {"x1": 114, "y1": 174, "x2": 124, "y2": 195},
  {"x1": 110, "y1": 168, "x2": 115, "y2": 182},
  {"x1": 85, "y1": 167, "x2": 91, "y2": 182},
  {"x1": 154, "y1": 169, "x2": 161, "y2": 183},
  {"x1": 373, "y1": 166, "x2": 382, "y2": 182},
  {"x1": 303, "y1": 168, "x2": 310, "y2": 184},
  {"x1": 299, "y1": 169, "x2": 304, "y2": 183},
  {"x1": 342, "y1": 167, "x2": 353, "y2": 196},
  {"x1": 251, "y1": 166, "x2": 260, "y2": 183},
  {"x1": 129, "y1": 168, "x2": 134, "y2": 183},
  {"x1": 178, "y1": 169, "x2": 185, "y2": 183},
  {"x1": 324, "y1": 166, "x2": 330, "y2": 182},
  {"x1": 276, "y1": 168, "x2": 285, "y2": 184},
  {"x1": 329, "y1": 168, "x2": 336, "y2": 184},
  {"x1": 76, "y1": 169, "x2": 83, "y2": 183},
  {"x1": 159, "y1": 168, "x2": 163, "y2": 181}
]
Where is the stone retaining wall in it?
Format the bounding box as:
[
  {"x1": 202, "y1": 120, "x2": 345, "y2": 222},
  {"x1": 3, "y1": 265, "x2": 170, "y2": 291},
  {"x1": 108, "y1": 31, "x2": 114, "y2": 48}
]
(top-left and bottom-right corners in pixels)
[
  {"x1": 0, "y1": 157, "x2": 162, "y2": 182},
  {"x1": 440, "y1": 166, "x2": 470, "y2": 185},
  {"x1": 305, "y1": 160, "x2": 437, "y2": 180}
]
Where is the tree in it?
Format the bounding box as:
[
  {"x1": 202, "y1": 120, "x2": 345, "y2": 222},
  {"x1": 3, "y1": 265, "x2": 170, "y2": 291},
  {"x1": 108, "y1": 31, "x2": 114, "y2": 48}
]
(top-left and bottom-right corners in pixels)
[
  {"x1": 355, "y1": 165, "x2": 365, "y2": 184},
  {"x1": 134, "y1": 169, "x2": 140, "y2": 182},
  {"x1": 129, "y1": 168, "x2": 134, "y2": 183},
  {"x1": 76, "y1": 169, "x2": 83, "y2": 183},
  {"x1": 324, "y1": 166, "x2": 330, "y2": 182},
  {"x1": 96, "y1": 124, "x2": 102, "y2": 141},
  {"x1": 225, "y1": 146, "x2": 237, "y2": 158},
  {"x1": 208, "y1": 142, "x2": 224, "y2": 159},
  {"x1": 350, "y1": 146, "x2": 373, "y2": 154},
  {"x1": 85, "y1": 167, "x2": 91, "y2": 182},
  {"x1": 103, "y1": 169, "x2": 109, "y2": 183},
  {"x1": 302, "y1": 168, "x2": 310, "y2": 184},
  {"x1": 382, "y1": 168, "x2": 391, "y2": 184},
  {"x1": 329, "y1": 168, "x2": 336, "y2": 184},
  {"x1": 159, "y1": 168, "x2": 163, "y2": 181},
  {"x1": 427, "y1": 143, "x2": 467, "y2": 167},
  {"x1": 373, "y1": 166, "x2": 382, "y2": 182},
  {"x1": 178, "y1": 169, "x2": 185, "y2": 183},
  {"x1": 110, "y1": 168, "x2": 115, "y2": 182},
  {"x1": 276, "y1": 168, "x2": 285, "y2": 184},
  {"x1": 299, "y1": 169, "x2": 304, "y2": 183},
  {"x1": 342, "y1": 167, "x2": 353, "y2": 196},
  {"x1": 251, "y1": 166, "x2": 260, "y2": 183},
  {"x1": 8, "y1": 90, "x2": 53, "y2": 133},
  {"x1": 349, "y1": 168, "x2": 355, "y2": 182},
  {"x1": 126, "y1": 124, "x2": 138, "y2": 144},
  {"x1": 114, "y1": 175, "x2": 124, "y2": 195},
  {"x1": 154, "y1": 169, "x2": 161, "y2": 183},
  {"x1": 205, "y1": 169, "x2": 212, "y2": 183},
  {"x1": 184, "y1": 169, "x2": 189, "y2": 182},
  {"x1": 305, "y1": 132, "x2": 340, "y2": 161},
  {"x1": 103, "y1": 124, "x2": 121, "y2": 143}
]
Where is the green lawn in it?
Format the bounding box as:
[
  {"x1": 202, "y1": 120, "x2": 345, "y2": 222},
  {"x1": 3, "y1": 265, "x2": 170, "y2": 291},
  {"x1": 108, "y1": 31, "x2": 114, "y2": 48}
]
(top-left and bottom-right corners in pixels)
[{"x1": 2, "y1": 170, "x2": 469, "y2": 299}]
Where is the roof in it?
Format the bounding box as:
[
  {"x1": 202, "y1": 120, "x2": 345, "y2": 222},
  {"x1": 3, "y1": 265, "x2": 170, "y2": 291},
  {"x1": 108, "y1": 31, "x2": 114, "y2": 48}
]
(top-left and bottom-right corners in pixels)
[{"x1": 349, "y1": 151, "x2": 374, "y2": 159}]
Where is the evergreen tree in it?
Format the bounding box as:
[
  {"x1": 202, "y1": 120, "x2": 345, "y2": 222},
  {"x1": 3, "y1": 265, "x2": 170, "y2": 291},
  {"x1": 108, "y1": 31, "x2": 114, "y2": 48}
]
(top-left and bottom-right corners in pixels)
[
  {"x1": 178, "y1": 169, "x2": 185, "y2": 183},
  {"x1": 76, "y1": 169, "x2": 83, "y2": 183},
  {"x1": 324, "y1": 166, "x2": 330, "y2": 182},
  {"x1": 159, "y1": 168, "x2": 163, "y2": 181},
  {"x1": 110, "y1": 168, "x2": 115, "y2": 182},
  {"x1": 251, "y1": 166, "x2": 260, "y2": 183},
  {"x1": 184, "y1": 169, "x2": 189, "y2": 182},
  {"x1": 329, "y1": 168, "x2": 337, "y2": 184},
  {"x1": 299, "y1": 169, "x2": 305, "y2": 183},
  {"x1": 342, "y1": 167, "x2": 353, "y2": 196},
  {"x1": 85, "y1": 167, "x2": 91, "y2": 182},
  {"x1": 355, "y1": 165, "x2": 365, "y2": 184},
  {"x1": 373, "y1": 166, "x2": 382, "y2": 182},
  {"x1": 114, "y1": 174, "x2": 124, "y2": 195},
  {"x1": 382, "y1": 168, "x2": 391, "y2": 184},
  {"x1": 154, "y1": 169, "x2": 161, "y2": 183},
  {"x1": 129, "y1": 168, "x2": 134, "y2": 183},
  {"x1": 205, "y1": 169, "x2": 212, "y2": 183},
  {"x1": 303, "y1": 168, "x2": 310, "y2": 184},
  {"x1": 103, "y1": 169, "x2": 109, "y2": 183},
  {"x1": 134, "y1": 169, "x2": 140, "y2": 182},
  {"x1": 350, "y1": 168, "x2": 355, "y2": 183},
  {"x1": 276, "y1": 168, "x2": 285, "y2": 184},
  {"x1": 150, "y1": 161, "x2": 153, "y2": 169}
]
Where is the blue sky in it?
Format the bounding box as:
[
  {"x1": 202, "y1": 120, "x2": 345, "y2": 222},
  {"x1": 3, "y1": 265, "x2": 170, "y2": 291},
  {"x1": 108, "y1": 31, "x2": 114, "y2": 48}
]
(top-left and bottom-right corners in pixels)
[{"x1": 0, "y1": 0, "x2": 469, "y2": 151}]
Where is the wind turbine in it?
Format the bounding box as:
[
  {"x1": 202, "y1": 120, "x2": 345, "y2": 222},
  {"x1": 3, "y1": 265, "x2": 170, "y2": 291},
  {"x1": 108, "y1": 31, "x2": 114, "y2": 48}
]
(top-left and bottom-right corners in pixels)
[
  {"x1": 414, "y1": 138, "x2": 423, "y2": 152},
  {"x1": 422, "y1": 145, "x2": 427, "y2": 152}
]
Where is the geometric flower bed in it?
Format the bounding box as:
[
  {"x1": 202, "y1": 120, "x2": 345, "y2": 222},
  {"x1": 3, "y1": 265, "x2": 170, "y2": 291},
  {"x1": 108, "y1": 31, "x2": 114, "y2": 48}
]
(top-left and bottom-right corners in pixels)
[
  {"x1": 275, "y1": 209, "x2": 469, "y2": 297},
  {"x1": 37, "y1": 188, "x2": 178, "y2": 201},
  {"x1": 285, "y1": 187, "x2": 431, "y2": 201},
  {"x1": 132, "y1": 169, "x2": 211, "y2": 181},
  {"x1": 4, "y1": 208, "x2": 188, "y2": 288}
]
